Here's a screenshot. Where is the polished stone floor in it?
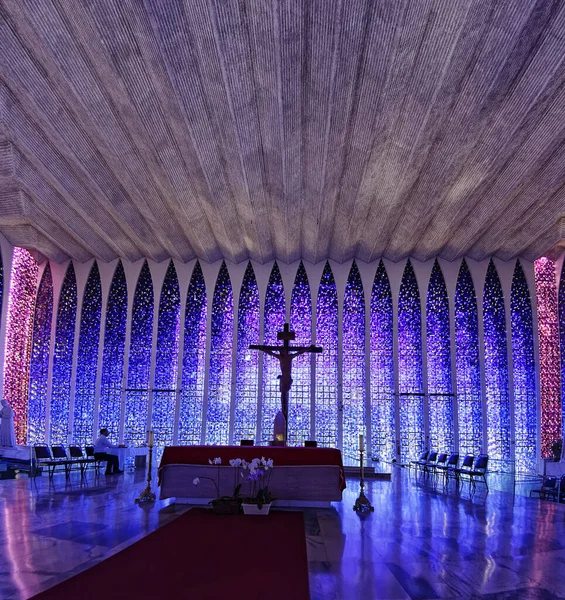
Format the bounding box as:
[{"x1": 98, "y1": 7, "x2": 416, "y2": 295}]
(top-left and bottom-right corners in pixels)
[{"x1": 0, "y1": 467, "x2": 564, "y2": 600}]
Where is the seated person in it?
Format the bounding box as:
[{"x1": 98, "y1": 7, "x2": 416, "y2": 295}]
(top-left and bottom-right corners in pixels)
[{"x1": 94, "y1": 428, "x2": 124, "y2": 475}]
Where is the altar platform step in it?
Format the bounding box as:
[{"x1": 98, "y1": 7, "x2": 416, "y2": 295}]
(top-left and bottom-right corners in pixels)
[{"x1": 343, "y1": 465, "x2": 392, "y2": 480}]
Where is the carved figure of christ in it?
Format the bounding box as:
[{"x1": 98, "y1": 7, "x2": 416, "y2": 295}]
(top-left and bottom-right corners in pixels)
[{"x1": 250, "y1": 323, "x2": 322, "y2": 439}]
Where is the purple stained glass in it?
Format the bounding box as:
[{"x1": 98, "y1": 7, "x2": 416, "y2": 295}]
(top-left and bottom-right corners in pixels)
[
  {"x1": 454, "y1": 260, "x2": 482, "y2": 456},
  {"x1": 289, "y1": 262, "x2": 312, "y2": 447},
  {"x1": 124, "y1": 261, "x2": 153, "y2": 446},
  {"x1": 234, "y1": 262, "x2": 259, "y2": 444},
  {"x1": 73, "y1": 262, "x2": 102, "y2": 446},
  {"x1": 261, "y1": 263, "x2": 286, "y2": 444},
  {"x1": 179, "y1": 261, "x2": 207, "y2": 445},
  {"x1": 152, "y1": 261, "x2": 181, "y2": 447},
  {"x1": 28, "y1": 264, "x2": 53, "y2": 444},
  {"x1": 50, "y1": 262, "x2": 77, "y2": 445},
  {"x1": 398, "y1": 260, "x2": 424, "y2": 462},
  {"x1": 99, "y1": 261, "x2": 127, "y2": 442},
  {"x1": 315, "y1": 262, "x2": 339, "y2": 448},
  {"x1": 483, "y1": 260, "x2": 511, "y2": 464},
  {"x1": 426, "y1": 260, "x2": 454, "y2": 453},
  {"x1": 559, "y1": 259, "x2": 565, "y2": 439},
  {"x1": 511, "y1": 260, "x2": 537, "y2": 473},
  {"x1": 370, "y1": 261, "x2": 395, "y2": 460},
  {"x1": 342, "y1": 261, "x2": 366, "y2": 461}
]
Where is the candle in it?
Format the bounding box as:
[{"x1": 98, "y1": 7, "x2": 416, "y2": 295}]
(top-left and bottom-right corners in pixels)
[
  {"x1": 359, "y1": 434, "x2": 364, "y2": 451},
  {"x1": 149, "y1": 430, "x2": 154, "y2": 446}
]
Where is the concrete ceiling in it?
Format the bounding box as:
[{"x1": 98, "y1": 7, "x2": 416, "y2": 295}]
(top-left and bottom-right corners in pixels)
[{"x1": 1, "y1": 0, "x2": 565, "y2": 265}]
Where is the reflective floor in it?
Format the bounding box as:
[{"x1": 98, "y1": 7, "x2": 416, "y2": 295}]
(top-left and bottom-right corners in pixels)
[{"x1": 1, "y1": 467, "x2": 564, "y2": 599}]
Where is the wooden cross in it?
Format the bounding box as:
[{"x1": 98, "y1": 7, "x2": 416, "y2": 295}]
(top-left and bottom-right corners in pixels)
[{"x1": 250, "y1": 323, "x2": 322, "y2": 441}]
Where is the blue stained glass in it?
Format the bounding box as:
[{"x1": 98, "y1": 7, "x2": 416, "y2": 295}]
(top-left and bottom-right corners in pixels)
[
  {"x1": 454, "y1": 260, "x2": 482, "y2": 456},
  {"x1": 179, "y1": 262, "x2": 207, "y2": 445},
  {"x1": 426, "y1": 260, "x2": 454, "y2": 453},
  {"x1": 28, "y1": 264, "x2": 53, "y2": 444},
  {"x1": 315, "y1": 262, "x2": 339, "y2": 448},
  {"x1": 370, "y1": 261, "x2": 395, "y2": 460},
  {"x1": 511, "y1": 260, "x2": 537, "y2": 473},
  {"x1": 289, "y1": 262, "x2": 312, "y2": 447},
  {"x1": 559, "y1": 260, "x2": 565, "y2": 437},
  {"x1": 124, "y1": 261, "x2": 153, "y2": 446},
  {"x1": 0, "y1": 250, "x2": 3, "y2": 331},
  {"x1": 342, "y1": 261, "x2": 366, "y2": 461},
  {"x1": 398, "y1": 260, "x2": 424, "y2": 461},
  {"x1": 99, "y1": 262, "x2": 127, "y2": 442},
  {"x1": 73, "y1": 262, "x2": 102, "y2": 446},
  {"x1": 483, "y1": 260, "x2": 511, "y2": 464},
  {"x1": 206, "y1": 261, "x2": 233, "y2": 445},
  {"x1": 50, "y1": 263, "x2": 77, "y2": 445},
  {"x1": 261, "y1": 263, "x2": 286, "y2": 443},
  {"x1": 234, "y1": 262, "x2": 259, "y2": 444},
  {"x1": 152, "y1": 261, "x2": 181, "y2": 447}
]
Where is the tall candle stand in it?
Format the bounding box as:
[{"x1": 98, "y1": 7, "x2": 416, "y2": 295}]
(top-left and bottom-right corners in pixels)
[
  {"x1": 353, "y1": 443, "x2": 374, "y2": 514},
  {"x1": 135, "y1": 431, "x2": 156, "y2": 505}
]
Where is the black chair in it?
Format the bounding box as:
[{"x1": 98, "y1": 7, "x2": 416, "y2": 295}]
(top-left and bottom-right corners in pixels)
[
  {"x1": 69, "y1": 445, "x2": 95, "y2": 475},
  {"x1": 409, "y1": 450, "x2": 429, "y2": 474},
  {"x1": 454, "y1": 454, "x2": 475, "y2": 484},
  {"x1": 430, "y1": 452, "x2": 447, "y2": 476},
  {"x1": 467, "y1": 454, "x2": 489, "y2": 490},
  {"x1": 51, "y1": 445, "x2": 68, "y2": 460},
  {"x1": 34, "y1": 445, "x2": 71, "y2": 479},
  {"x1": 85, "y1": 445, "x2": 102, "y2": 472},
  {"x1": 304, "y1": 440, "x2": 318, "y2": 448},
  {"x1": 436, "y1": 452, "x2": 459, "y2": 483},
  {"x1": 422, "y1": 451, "x2": 439, "y2": 476},
  {"x1": 240, "y1": 440, "x2": 254, "y2": 446},
  {"x1": 558, "y1": 475, "x2": 565, "y2": 504},
  {"x1": 530, "y1": 476, "x2": 558, "y2": 501}
]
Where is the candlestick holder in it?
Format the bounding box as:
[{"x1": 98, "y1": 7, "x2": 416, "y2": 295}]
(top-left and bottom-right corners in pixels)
[
  {"x1": 353, "y1": 446, "x2": 374, "y2": 514},
  {"x1": 135, "y1": 440, "x2": 156, "y2": 505}
]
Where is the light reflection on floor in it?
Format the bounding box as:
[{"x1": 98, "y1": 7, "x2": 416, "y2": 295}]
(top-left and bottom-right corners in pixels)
[{"x1": 0, "y1": 467, "x2": 564, "y2": 599}]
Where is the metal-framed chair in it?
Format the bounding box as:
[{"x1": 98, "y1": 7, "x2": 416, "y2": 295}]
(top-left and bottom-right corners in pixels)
[{"x1": 530, "y1": 476, "x2": 558, "y2": 501}]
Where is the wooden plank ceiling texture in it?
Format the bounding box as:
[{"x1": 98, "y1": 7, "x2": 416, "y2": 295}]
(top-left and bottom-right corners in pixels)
[{"x1": 1, "y1": 0, "x2": 565, "y2": 265}]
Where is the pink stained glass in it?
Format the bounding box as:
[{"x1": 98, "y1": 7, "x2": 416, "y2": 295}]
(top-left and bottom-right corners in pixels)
[
  {"x1": 534, "y1": 257, "x2": 562, "y2": 458},
  {"x1": 3, "y1": 248, "x2": 39, "y2": 444}
]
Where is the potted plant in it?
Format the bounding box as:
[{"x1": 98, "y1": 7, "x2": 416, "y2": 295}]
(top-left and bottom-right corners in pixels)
[
  {"x1": 240, "y1": 457, "x2": 275, "y2": 515},
  {"x1": 551, "y1": 439, "x2": 563, "y2": 462},
  {"x1": 193, "y1": 457, "x2": 242, "y2": 515}
]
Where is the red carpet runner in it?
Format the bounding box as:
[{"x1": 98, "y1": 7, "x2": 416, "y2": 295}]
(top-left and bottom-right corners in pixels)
[{"x1": 32, "y1": 509, "x2": 310, "y2": 600}]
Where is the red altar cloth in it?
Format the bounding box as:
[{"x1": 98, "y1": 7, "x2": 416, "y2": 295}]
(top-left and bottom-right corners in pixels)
[{"x1": 158, "y1": 446, "x2": 346, "y2": 491}]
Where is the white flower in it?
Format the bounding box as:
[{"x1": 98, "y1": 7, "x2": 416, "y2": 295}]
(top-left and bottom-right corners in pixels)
[
  {"x1": 266, "y1": 459, "x2": 274, "y2": 468},
  {"x1": 234, "y1": 458, "x2": 242, "y2": 467},
  {"x1": 229, "y1": 459, "x2": 236, "y2": 467},
  {"x1": 213, "y1": 457, "x2": 222, "y2": 465},
  {"x1": 208, "y1": 459, "x2": 213, "y2": 465},
  {"x1": 193, "y1": 477, "x2": 200, "y2": 486}
]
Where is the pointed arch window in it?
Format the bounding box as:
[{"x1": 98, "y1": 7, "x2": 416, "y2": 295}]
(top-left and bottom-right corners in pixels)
[
  {"x1": 511, "y1": 260, "x2": 536, "y2": 473},
  {"x1": 398, "y1": 260, "x2": 424, "y2": 461},
  {"x1": 73, "y1": 262, "x2": 102, "y2": 446},
  {"x1": 99, "y1": 261, "x2": 128, "y2": 441},
  {"x1": 50, "y1": 263, "x2": 77, "y2": 444},
  {"x1": 426, "y1": 260, "x2": 454, "y2": 453},
  {"x1": 261, "y1": 263, "x2": 285, "y2": 443},
  {"x1": 315, "y1": 262, "x2": 339, "y2": 448},
  {"x1": 124, "y1": 261, "x2": 153, "y2": 446},
  {"x1": 342, "y1": 261, "x2": 366, "y2": 460},
  {"x1": 483, "y1": 260, "x2": 511, "y2": 464},
  {"x1": 454, "y1": 260, "x2": 482, "y2": 456},
  {"x1": 289, "y1": 262, "x2": 312, "y2": 446},
  {"x1": 152, "y1": 261, "x2": 181, "y2": 447},
  {"x1": 28, "y1": 264, "x2": 53, "y2": 444},
  {"x1": 370, "y1": 261, "x2": 395, "y2": 460},
  {"x1": 206, "y1": 262, "x2": 233, "y2": 445},
  {"x1": 234, "y1": 263, "x2": 259, "y2": 444},
  {"x1": 179, "y1": 262, "x2": 207, "y2": 445}
]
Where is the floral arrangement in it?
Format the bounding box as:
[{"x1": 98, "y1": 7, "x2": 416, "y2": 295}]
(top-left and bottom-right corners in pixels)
[
  {"x1": 193, "y1": 457, "x2": 242, "y2": 513},
  {"x1": 239, "y1": 457, "x2": 274, "y2": 509}
]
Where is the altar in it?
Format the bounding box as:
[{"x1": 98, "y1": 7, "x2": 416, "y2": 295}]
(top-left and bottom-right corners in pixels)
[{"x1": 158, "y1": 446, "x2": 346, "y2": 506}]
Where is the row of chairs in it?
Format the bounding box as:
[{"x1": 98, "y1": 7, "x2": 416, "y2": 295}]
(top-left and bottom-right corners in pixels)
[
  {"x1": 33, "y1": 444, "x2": 101, "y2": 479},
  {"x1": 530, "y1": 474, "x2": 565, "y2": 503},
  {"x1": 409, "y1": 451, "x2": 489, "y2": 489}
]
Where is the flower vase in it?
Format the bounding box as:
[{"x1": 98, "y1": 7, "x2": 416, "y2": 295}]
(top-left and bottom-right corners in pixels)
[{"x1": 242, "y1": 502, "x2": 271, "y2": 516}]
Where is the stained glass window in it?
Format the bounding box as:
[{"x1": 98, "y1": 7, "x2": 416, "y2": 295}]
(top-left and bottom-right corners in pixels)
[
  {"x1": 73, "y1": 262, "x2": 102, "y2": 446},
  {"x1": 152, "y1": 261, "x2": 181, "y2": 447},
  {"x1": 536, "y1": 257, "x2": 561, "y2": 456},
  {"x1": 179, "y1": 261, "x2": 207, "y2": 445},
  {"x1": 124, "y1": 261, "x2": 153, "y2": 446},
  {"x1": 99, "y1": 261, "x2": 127, "y2": 442},
  {"x1": 454, "y1": 260, "x2": 482, "y2": 456},
  {"x1": 342, "y1": 261, "x2": 366, "y2": 461},
  {"x1": 50, "y1": 262, "x2": 77, "y2": 445},
  {"x1": 261, "y1": 263, "x2": 285, "y2": 444},
  {"x1": 28, "y1": 264, "x2": 53, "y2": 444},
  {"x1": 398, "y1": 260, "x2": 424, "y2": 462},
  {"x1": 558, "y1": 259, "x2": 565, "y2": 439},
  {"x1": 315, "y1": 262, "x2": 339, "y2": 448},
  {"x1": 511, "y1": 260, "x2": 536, "y2": 473},
  {"x1": 426, "y1": 260, "x2": 454, "y2": 453},
  {"x1": 234, "y1": 262, "x2": 259, "y2": 444},
  {"x1": 483, "y1": 260, "x2": 511, "y2": 465},
  {"x1": 370, "y1": 261, "x2": 395, "y2": 460},
  {"x1": 289, "y1": 262, "x2": 312, "y2": 446}
]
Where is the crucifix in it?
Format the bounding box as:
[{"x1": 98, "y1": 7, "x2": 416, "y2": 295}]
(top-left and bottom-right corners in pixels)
[{"x1": 250, "y1": 323, "x2": 322, "y2": 442}]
